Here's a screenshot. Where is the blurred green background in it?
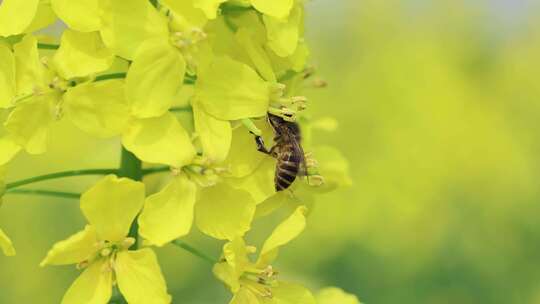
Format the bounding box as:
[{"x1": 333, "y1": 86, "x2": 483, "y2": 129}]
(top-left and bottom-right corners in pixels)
[{"x1": 2, "y1": 0, "x2": 540, "y2": 303}]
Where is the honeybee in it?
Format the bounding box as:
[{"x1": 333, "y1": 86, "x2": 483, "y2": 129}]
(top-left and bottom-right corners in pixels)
[{"x1": 254, "y1": 113, "x2": 306, "y2": 191}]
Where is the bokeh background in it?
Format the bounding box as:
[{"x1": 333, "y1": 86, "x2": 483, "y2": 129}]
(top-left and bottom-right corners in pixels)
[{"x1": 2, "y1": 0, "x2": 540, "y2": 303}]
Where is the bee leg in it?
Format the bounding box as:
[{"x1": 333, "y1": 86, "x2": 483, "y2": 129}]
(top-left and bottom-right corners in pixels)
[{"x1": 254, "y1": 135, "x2": 271, "y2": 155}]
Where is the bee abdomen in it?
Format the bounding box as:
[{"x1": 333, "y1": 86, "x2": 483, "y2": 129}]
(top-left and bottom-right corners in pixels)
[{"x1": 275, "y1": 152, "x2": 300, "y2": 191}]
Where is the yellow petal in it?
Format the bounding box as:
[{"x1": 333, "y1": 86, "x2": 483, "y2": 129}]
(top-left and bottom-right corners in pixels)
[
  {"x1": 162, "y1": 0, "x2": 207, "y2": 30},
  {"x1": 40, "y1": 226, "x2": 98, "y2": 266},
  {"x1": 0, "y1": 43, "x2": 15, "y2": 108},
  {"x1": 263, "y1": 6, "x2": 302, "y2": 58},
  {"x1": 122, "y1": 113, "x2": 196, "y2": 167},
  {"x1": 221, "y1": 123, "x2": 269, "y2": 178},
  {"x1": 213, "y1": 263, "x2": 240, "y2": 293},
  {"x1": 13, "y1": 35, "x2": 49, "y2": 96},
  {"x1": 127, "y1": 42, "x2": 185, "y2": 118},
  {"x1": 0, "y1": 0, "x2": 39, "y2": 36},
  {"x1": 24, "y1": 1, "x2": 57, "y2": 33},
  {"x1": 64, "y1": 80, "x2": 130, "y2": 138},
  {"x1": 235, "y1": 28, "x2": 276, "y2": 82},
  {"x1": 61, "y1": 259, "x2": 112, "y2": 304},
  {"x1": 4, "y1": 95, "x2": 55, "y2": 155},
  {"x1": 257, "y1": 206, "x2": 308, "y2": 266},
  {"x1": 222, "y1": 237, "x2": 251, "y2": 278},
  {"x1": 195, "y1": 183, "x2": 256, "y2": 240},
  {"x1": 116, "y1": 249, "x2": 171, "y2": 304},
  {"x1": 192, "y1": 100, "x2": 232, "y2": 163},
  {"x1": 0, "y1": 136, "x2": 21, "y2": 166},
  {"x1": 225, "y1": 157, "x2": 276, "y2": 205},
  {"x1": 0, "y1": 227, "x2": 15, "y2": 256},
  {"x1": 53, "y1": 30, "x2": 114, "y2": 79},
  {"x1": 250, "y1": 0, "x2": 293, "y2": 19},
  {"x1": 316, "y1": 287, "x2": 361, "y2": 304},
  {"x1": 195, "y1": 56, "x2": 271, "y2": 120},
  {"x1": 80, "y1": 175, "x2": 145, "y2": 242},
  {"x1": 100, "y1": 0, "x2": 169, "y2": 60},
  {"x1": 51, "y1": 0, "x2": 101, "y2": 32},
  {"x1": 138, "y1": 175, "x2": 197, "y2": 246},
  {"x1": 193, "y1": 0, "x2": 227, "y2": 19},
  {"x1": 272, "y1": 281, "x2": 315, "y2": 304},
  {"x1": 230, "y1": 287, "x2": 261, "y2": 304}
]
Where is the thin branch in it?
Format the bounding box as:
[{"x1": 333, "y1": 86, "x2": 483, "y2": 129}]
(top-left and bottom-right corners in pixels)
[
  {"x1": 37, "y1": 43, "x2": 60, "y2": 50},
  {"x1": 5, "y1": 189, "x2": 81, "y2": 199},
  {"x1": 172, "y1": 240, "x2": 217, "y2": 264},
  {"x1": 142, "y1": 166, "x2": 170, "y2": 176},
  {"x1": 94, "y1": 73, "x2": 127, "y2": 82},
  {"x1": 5, "y1": 169, "x2": 118, "y2": 191},
  {"x1": 169, "y1": 106, "x2": 192, "y2": 113}
]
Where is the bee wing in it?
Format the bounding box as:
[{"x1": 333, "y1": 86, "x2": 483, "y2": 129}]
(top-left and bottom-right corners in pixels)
[{"x1": 291, "y1": 137, "x2": 308, "y2": 177}]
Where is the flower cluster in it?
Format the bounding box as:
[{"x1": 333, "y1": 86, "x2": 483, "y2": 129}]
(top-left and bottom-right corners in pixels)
[{"x1": 0, "y1": 0, "x2": 356, "y2": 303}]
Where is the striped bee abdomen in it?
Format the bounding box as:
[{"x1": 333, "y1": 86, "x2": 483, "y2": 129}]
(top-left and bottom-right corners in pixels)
[{"x1": 275, "y1": 147, "x2": 301, "y2": 191}]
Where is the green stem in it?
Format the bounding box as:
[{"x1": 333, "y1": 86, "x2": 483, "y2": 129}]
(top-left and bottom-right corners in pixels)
[
  {"x1": 142, "y1": 166, "x2": 170, "y2": 176},
  {"x1": 5, "y1": 169, "x2": 118, "y2": 191},
  {"x1": 94, "y1": 73, "x2": 127, "y2": 82},
  {"x1": 149, "y1": 0, "x2": 158, "y2": 8},
  {"x1": 172, "y1": 240, "x2": 217, "y2": 264},
  {"x1": 5, "y1": 189, "x2": 80, "y2": 199},
  {"x1": 118, "y1": 147, "x2": 143, "y2": 249},
  {"x1": 169, "y1": 106, "x2": 192, "y2": 113},
  {"x1": 37, "y1": 43, "x2": 59, "y2": 50}
]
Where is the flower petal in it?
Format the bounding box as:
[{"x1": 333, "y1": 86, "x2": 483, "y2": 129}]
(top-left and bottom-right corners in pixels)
[
  {"x1": 4, "y1": 95, "x2": 55, "y2": 155},
  {"x1": 0, "y1": 43, "x2": 15, "y2": 108},
  {"x1": 122, "y1": 113, "x2": 196, "y2": 167},
  {"x1": 235, "y1": 28, "x2": 276, "y2": 82},
  {"x1": 192, "y1": 100, "x2": 232, "y2": 163},
  {"x1": 250, "y1": 0, "x2": 294, "y2": 19},
  {"x1": 127, "y1": 42, "x2": 185, "y2": 118},
  {"x1": 64, "y1": 80, "x2": 130, "y2": 138},
  {"x1": 193, "y1": 0, "x2": 227, "y2": 19},
  {"x1": 195, "y1": 183, "x2": 256, "y2": 240},
  {"x1": 80, "y1": 175, "x2": 145, "y2": 242},
  {"x1": 51, "y1": 0, "x2": 101, "y2": 32},
  {"x1": 24, "y1": 1, "x2": 57, "y2": 33},
  {"x1": 13, "y1": 35, "x2": 49, "y2": 96},
  {"x1": 61, "y1": 259, "x2": 112, "y2": 304},
  {"x1": 162, "y1": 0, "x2": 207, "y2": 29},
  {"x1": 40, "y1": 226, "x2": 98, "y2": 266},
  {"x1": 0, "y1": 0, "x2": 39, "y2": 36},
  {"x1": 195, "y1": 56, "x2": 271, "y2": 120},
  {"x1": 0, "y1": 136, "x2": 21, "y2": 166},
  {"x1": 222, "y1": 122, "x2": 271, "y2": 178},
  {"x1": 272, "y1": 281, "x2": 315, "y2": 304},
  {"x1": 257, "y1": 206, "x2": 308, "y2": 266},
  {"x1": 100, "y1": 0, "x2": 169, "y2": 60},
  {"x1": 225, "y1": 157, "x2": 276, "y2": 204},
  {"x1": 263, "y1": 6, "x2": 302, "y2": 58},
  {"x1": 53, "y1": 30, "x2": 114, "y2": 79},
  {"x1": 230, "y1": 287, "x2": 261, "y2": 304},
  {"x1": 138, "y1": 175, "x2": 197, "y2": 246},
  {"x1": 316, "y1": 287, "x2": 361, "y2": 304},
  {"x1": 116, "y1": 249, "x2": 171, "y2": 304},
  {"x1": 0, "y1": 227, "x2": 15, "y2": 256}
]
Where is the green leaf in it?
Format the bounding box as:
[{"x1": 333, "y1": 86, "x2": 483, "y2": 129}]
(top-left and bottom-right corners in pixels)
[
  {"x1": 195, "y1": 56, "x2": 271, "y2": 120},
  {"x1": 53, "y1": 30, "x2": 114, "y2": 79}
]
